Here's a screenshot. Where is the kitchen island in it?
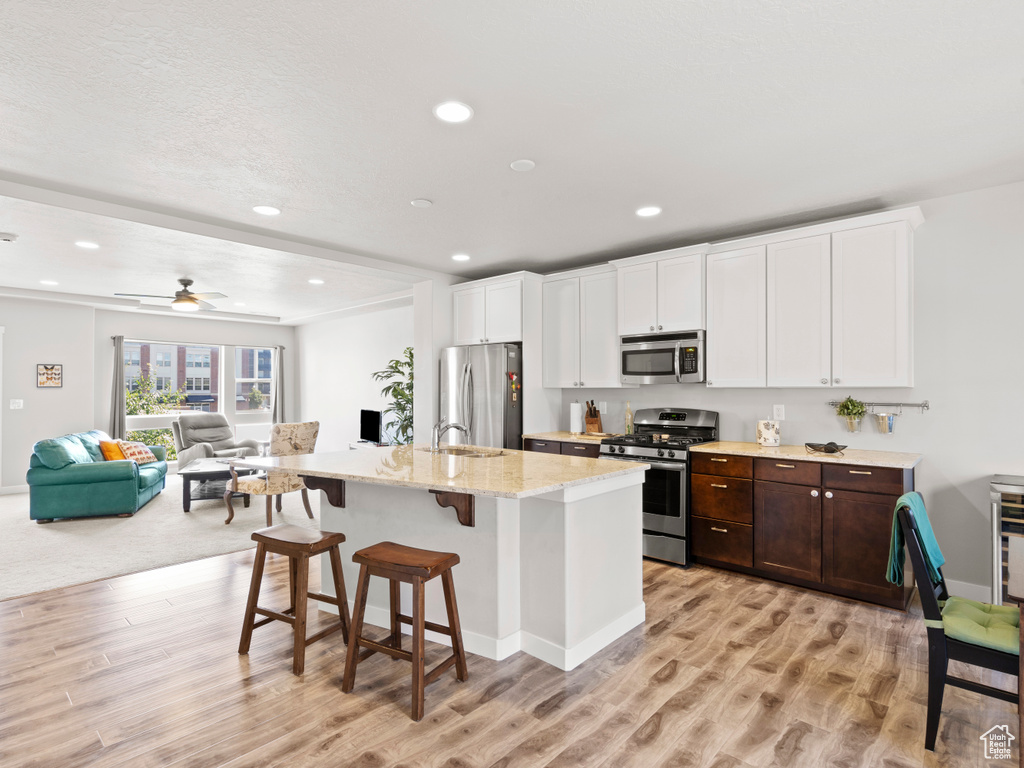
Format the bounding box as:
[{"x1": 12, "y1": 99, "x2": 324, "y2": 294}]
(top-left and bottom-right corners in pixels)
[{"x1": 236, "y1": 444, "x2": 648, "y2": 670}]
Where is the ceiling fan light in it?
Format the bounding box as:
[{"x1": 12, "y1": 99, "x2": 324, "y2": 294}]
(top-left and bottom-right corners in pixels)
[{"x1": 171, "y1": 296, "x2": 200, "y2": 312}]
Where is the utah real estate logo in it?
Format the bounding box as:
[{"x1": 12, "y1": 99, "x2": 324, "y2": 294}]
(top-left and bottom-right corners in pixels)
[{"x1": 980, "y1": 725, "x2": 1014, "y2": 760}]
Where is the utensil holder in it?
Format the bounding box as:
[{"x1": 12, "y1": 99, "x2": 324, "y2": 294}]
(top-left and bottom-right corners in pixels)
[
  {"x1": 843, "y1": 416, "x2": 862, "y2": 433},
  {"x1": 584, "y1": 412, "x2": 603, "y2": 434},
  {"x1": 874, "y1": 412, "x2": 897, "y2": 434}
]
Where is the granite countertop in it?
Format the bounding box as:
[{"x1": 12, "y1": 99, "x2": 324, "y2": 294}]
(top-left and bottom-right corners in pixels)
[
  {"x1": 234, "y1": 444, "x2": 648, "y2": 499},
  {"x1": 522, "y1": 431, "x2": 617, "y2": 445},
  {"x1": 690, "y1": 441, "x2": 922, "y2": 469}
]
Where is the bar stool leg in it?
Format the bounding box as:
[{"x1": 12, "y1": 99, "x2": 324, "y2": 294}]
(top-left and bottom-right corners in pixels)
[
  {"x1": 327, "y1": 545, "x2": 351, "y2": 644},
  {"x1": 342, "y1": 565, "x2": 371, "y2": 693},
  {"x1": 389, "y1": 580, "x2": 401, "y2": 657},
  {"x1": 442, "y1": 569, "x2": 468, "y2": 681},
  {"x1": 292, "y1": 555, "x2": 310, "y2": 675},
  {"x1": 411, "y1": 577, "x2": 426, "y2": 721},
  {"x1": 239, "y1": 543, "x2": 267, "y2": 655}
]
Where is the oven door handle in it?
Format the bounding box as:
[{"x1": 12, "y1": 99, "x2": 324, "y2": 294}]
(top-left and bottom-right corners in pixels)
[{"x1": 605, "y1": 456, "x2": 685, "y2": 472}]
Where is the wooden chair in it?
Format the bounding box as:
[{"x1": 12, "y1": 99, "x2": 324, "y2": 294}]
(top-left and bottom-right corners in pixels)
[
  {"x1": 341, "y1": 541, "x2": 468, "y2": 720},
  {"x1": 238, "y1": 523, "x2": 350, "y2": 675},
  {"x1": 225, "y1": 421, "x2": 319, "y2": 526},
  {"x1": 896, "y1": 501, "x2": 1019, "y2": 750}
]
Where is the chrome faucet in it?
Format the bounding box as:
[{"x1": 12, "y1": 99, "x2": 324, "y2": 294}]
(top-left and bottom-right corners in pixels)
[{"x1": 431, "y1": 417, "x2": 469, "y2": 451}]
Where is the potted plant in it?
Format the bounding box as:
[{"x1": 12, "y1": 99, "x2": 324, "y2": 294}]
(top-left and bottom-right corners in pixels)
[
  {"x1": 836, "y1": 396, "x2": 867, "y2": 432},
  {"x1": 372, "y1": 346, "x2": 414, "y2": 444}
]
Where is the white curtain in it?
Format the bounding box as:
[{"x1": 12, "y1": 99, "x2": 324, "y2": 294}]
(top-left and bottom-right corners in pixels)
[
  {"x1": 109, "y1": 336, "x2": 127, "y2": 439},
  {"x1": 272, "y1": 346, "x2": 285, "y2": 424}
]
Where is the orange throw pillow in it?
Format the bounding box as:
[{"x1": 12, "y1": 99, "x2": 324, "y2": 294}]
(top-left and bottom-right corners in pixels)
[
  {"x1": 116, "y1": 440, "x2": 158, "y2": 465},
  {"x1": 100, "y1": 440, "x2": 126, "y2": 461}
]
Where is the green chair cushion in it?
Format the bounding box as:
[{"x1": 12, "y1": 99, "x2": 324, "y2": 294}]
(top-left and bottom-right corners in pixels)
[
  {"x1": 33, "y1": 434, "x2": 94, "y2": 469},
  {"x1": 942, "y1": 596, "x2": 1020, "y2": 655}
]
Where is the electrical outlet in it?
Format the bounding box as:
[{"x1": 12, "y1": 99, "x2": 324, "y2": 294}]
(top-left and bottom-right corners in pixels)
[
  {"x1": 598, "y1": 401, "x2": 607, "y2": 413},
  {"x1": 773, "y1": 404, "x2": 785, "y2": 420},
  {"x1": 10, "y1": 399, "x2": 24, "y2": 410}
]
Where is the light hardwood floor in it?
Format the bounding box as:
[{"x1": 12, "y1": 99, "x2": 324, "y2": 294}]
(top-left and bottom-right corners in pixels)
[{"x1": 0, "y1": 551, "x2": 1016, "y2": 767}]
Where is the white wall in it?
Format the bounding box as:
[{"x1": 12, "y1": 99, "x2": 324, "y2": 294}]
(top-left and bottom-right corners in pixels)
[
  {"x1": 296, "y1": 303, "x2": 415, "y2": 451},
  {"x1": 560, "y1": 181, "x2": 1024, "y2": 591},
  {"x1": 0, "y1": 298, "x2": 96, "y2": 487}
]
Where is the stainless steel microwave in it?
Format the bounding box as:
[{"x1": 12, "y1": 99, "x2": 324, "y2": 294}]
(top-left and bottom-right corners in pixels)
[{"x1": 620, "y1": 330, "x2": 705, "y2": 384}]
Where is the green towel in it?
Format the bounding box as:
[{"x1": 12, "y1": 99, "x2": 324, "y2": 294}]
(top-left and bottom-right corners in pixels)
[{"x1": 886, "y1": 492, "x2": 946, "y2": 586}]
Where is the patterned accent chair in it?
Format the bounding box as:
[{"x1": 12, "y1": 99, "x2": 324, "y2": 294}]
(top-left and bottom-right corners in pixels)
[
  {"x1": 225, "y1": 421, "x2": 320, "y2": 526},
  {"x1": 172, "y1": 412, "x2": 261, "y2": 469}
]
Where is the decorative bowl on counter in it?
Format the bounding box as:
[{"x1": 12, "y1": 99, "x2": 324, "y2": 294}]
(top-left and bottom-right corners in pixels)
[{"x1": 806, "y1": 442, "x2": 847, "y2": 455}]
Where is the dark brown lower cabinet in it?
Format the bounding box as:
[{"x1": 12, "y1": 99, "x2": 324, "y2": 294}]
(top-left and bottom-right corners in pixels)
[
  {"x1": 691, "y1": 515, "x2": 753, "y2": 567},
  {"x1": 754, "y1": 481, "x2": 822, "y2": 583},
  {"x1": 823, "y1": 488, "x2": 905, "y2": 603}
]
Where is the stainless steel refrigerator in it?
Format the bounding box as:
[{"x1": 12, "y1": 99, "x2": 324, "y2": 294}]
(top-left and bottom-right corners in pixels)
[{"x1": 438, "y1": 343, "x2": 522, "y2": 450}]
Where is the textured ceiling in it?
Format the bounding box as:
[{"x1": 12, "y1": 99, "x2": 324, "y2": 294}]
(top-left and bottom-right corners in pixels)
[{"x1": 1, "y1": 0, "x2": 1023, "y2": 293}]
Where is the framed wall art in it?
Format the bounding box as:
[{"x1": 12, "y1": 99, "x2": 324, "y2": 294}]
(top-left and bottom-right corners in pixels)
[{"x1": 37, "y1": 363, "x2": 62, "y2": 388}]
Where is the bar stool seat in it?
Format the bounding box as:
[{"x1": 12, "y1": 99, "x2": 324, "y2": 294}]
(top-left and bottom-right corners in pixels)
[
  {"x1": 342, "y1": 541, "x2": 468, "y2": 720},
  {"x1": 238, "y1": 524, "x2": 350, "y2": 676}
]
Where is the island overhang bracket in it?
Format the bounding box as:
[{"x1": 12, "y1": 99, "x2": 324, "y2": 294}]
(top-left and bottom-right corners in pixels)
[
  {"x1": 301, "y1": 476, "x2": 346, "y2": 507},
  {"x1": 429, "y1": 490, "x2": 475, "y2": 527}
]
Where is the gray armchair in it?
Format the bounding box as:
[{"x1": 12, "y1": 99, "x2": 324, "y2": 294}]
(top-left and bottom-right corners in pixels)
[{"x1": 172, "y1": 412, "x2": 260, "y2": 469}]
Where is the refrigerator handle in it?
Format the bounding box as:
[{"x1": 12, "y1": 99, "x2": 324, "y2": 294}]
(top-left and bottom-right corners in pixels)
[{"x1": 466, "y1": 362, "x2": 475, "y2": 438}]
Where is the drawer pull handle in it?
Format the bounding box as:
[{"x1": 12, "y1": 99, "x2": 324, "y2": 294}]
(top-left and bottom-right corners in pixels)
[
  {"x1": 711, "y1": 526, "x2": 728, "y2": 533},
  {"x1": 573, "y1": 446, "x2": 586, "y2": 451},
  {"x1": 535, "y1": 442, "x2": 547, "y2": 447},
  {"x1": 710, "y1": 483, "x2": 728, "y2": 489},
  {"x1": 775, "y1": 463, "x2": 796, "y2": 469},
  {"x1": 710, "y1": 458, "x2": 728, "y2": 463},
  {"x1": 849, "y1": 470, "x2": 873, "y2": 475}
]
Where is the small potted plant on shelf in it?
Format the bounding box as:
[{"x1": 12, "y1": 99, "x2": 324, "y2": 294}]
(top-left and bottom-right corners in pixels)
[{"x1": 836, "y1": 396, "x2": 867, "y2": 433}]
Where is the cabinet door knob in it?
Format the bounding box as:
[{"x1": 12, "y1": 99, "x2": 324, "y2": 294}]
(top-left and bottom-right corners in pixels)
[
  {"x1": 821, "y1": 378, "x2": 828, "y2": 385},
  {"x1": 573, "y1": 382, "x2": 578, "y2": 387},
  {"x1": 834, "y1": 378, "x2": 840, "y2": 384},
  {"x1": 825, "y1": 491, "x2": 833, "y2": 498},
  {"x1": 811, "y1": 490, "x2": 819, "y2": 497},
  {"x1": 480, "y1": 338, "x2": 484, "y2": 343},
  {"x1": 580, "y1": 381, "x2": 584, "y2": 386},
  {"x1": 650, "y1": 325, "x2": 655, "y2": 331},
  {"x1": 658, "y1": 325, "x2": 663, "y2": 330}
]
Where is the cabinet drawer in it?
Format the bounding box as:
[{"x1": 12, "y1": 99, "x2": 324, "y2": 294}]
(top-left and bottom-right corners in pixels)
[
  {"x1": 561, "y1": 442, "x2": 600, "y2": 458},
  {"x1": 754, "y1": 458, "x2": 820, "y2": 486},
  {"x1": 822, "y1": 464, "x2": 907, "y2": 495},
  {"x1": 691, "y1": 474, "x2": 752, "y2": 524},
  {"x1": 691, "y1": 453, "x2": 753, "y2": 479},
  {"x1": 523, "y1": 438, "x2": 561, "y2": 455},
  {"x1": 691, "y1": 516, "x2": 753, "y2": 567}
]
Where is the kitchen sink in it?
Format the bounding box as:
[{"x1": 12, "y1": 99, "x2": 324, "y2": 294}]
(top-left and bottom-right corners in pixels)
[{"x1": 419, "y1": 447, "x2": 504, "y2": 458}]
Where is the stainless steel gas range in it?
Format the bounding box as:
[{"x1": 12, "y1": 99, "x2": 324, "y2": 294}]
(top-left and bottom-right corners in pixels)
[{"x1": 599, "y1": 408, "x2": 719, "y2": 566}]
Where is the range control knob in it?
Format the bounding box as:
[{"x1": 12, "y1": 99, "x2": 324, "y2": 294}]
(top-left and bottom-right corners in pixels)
[
  {"x1": 667, "y1": 450, "x2": 676, "y2": 459},
  {"x1": 657, "y1": 448, "x2": 665, "y2": 457},
  {"x1": 617, "y1": 446, "x2": 625, "y2": 454}
]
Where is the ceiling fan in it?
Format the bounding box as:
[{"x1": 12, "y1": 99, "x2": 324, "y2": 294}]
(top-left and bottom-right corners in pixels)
[{"x1": 115, "y1": 278, "x2": 226, "y2": 312}]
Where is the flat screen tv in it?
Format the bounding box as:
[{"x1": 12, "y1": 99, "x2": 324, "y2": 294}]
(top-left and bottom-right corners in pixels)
[{"x1": 360, "y1": 409, "x2": 383, "y2": 444}]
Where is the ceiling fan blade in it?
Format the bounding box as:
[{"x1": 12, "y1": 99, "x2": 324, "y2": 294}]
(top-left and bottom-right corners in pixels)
[
  {"x1": 190, "y1": 292, "x2": 227, "y2": 300},
  {"x1": 114, "y1": 293, "x2": 176, "y2": 299},
  {"x1": 195, "y1": 300, "x2": 218, "y2": 310}
]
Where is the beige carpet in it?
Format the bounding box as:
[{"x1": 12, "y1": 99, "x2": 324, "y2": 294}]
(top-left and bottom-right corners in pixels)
[{"x1": 0, "y1": 472, "x2": 321, "y2": 601}]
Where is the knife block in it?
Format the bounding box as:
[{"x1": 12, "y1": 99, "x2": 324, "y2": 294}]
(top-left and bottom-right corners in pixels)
[{"x1": 584, "y1": 412, "x2": 602, "y2": 434}]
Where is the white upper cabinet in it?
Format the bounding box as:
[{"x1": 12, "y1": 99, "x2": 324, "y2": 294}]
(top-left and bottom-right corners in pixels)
[
  {"x1": 543, "y1": 270, "x2": 627, "y2": 389},
  {"x1": 452, "y1": 278, "x2": 523, "y2": 345},
  {"x1": 542, "y1": 277, "x2": 580, "y2": 388},
  {"x1": 767, "y1": 235, "x2": 832, "y2": 387},
  {"x1": 832, "y1": 222, "x2": 913, "y2": 387},
  {"x1": 616, "y1": 247, "x2": 707, "y2": 336},
  {"x1": 706, "y1": 246, "x2": 767, "y2": 387}
]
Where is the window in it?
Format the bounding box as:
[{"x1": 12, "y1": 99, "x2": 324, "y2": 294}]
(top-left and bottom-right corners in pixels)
[
  {"x1": 186, "y1": 377, "x2": 211, "y2": 391},
  {"x1": 124, "y1": 345, "x2": 141, "y2": 366},
  {"x1": 155, "y1": 376, "x2": 171, "y2": 390},
  {"x1": 187, "y1": 351, "x2": 211, "y2": 368},
  {"x1": 125, "y1": 340, "x2": 219, "y2": 415},
  {"x1": 235, "y1": 347, "x2": 274, "y2": 412},
  {"x1": 155, "y1": 352, "x2": 171, "y2": 367}
]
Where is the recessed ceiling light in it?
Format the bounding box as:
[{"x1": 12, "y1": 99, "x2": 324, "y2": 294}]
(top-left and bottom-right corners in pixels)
[
  {"x1": 510, "y1": 159, "x2": 535, "y2": 172},
  {"x1": 433, "y1": 101, "x2": 473, "y2": 123},
  {"x1": 308, "y1": 278, "x2": 325, "y2": 285},
  {"x1": 411, "y1": 199, "x2": 433, "y2": 208},
  {"x1": 452, "y1": 254, "x2": 470, "y2": 262},
  {"x1": 75, "y1": 240, "x2": 99, "y2": 249},
  {"x1": 636, "y1": 206, "x2": 662, "y2": 218},
  {"x1": 252, "y1": 205, "x2": 281, "y2": 216},
  {"x1": 40, "y1": 280, "x2": 58, "y2": 286},
  {"x1": 234, "y1": 302, "x2": 246, "y2": 307}
]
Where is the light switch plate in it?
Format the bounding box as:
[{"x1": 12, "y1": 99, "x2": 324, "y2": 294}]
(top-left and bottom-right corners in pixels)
[
  {"x1": 10, "y1": 399, "x2": 24, "y2": 410},
  {"x1": 773, "y1": 404, "x2": 785, "y2": 420}
]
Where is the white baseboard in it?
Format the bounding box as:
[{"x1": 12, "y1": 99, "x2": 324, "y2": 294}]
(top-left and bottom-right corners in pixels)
[
  {"x1": 0, "y1": 485, "x2": 29, "y2": 496},
  {"x1": 521, "y1": 603, "x2": 647, "y2": 672},
  {"x1": 945, "y1": 578, "x2": 992, "y2": 603}
]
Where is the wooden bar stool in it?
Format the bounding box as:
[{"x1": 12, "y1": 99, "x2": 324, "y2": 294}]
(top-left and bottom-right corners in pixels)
[
  {"x1": 341, "y1": 541, "x2": 468, "y2": 720},
  {"x1": 238, "y1": 524, "x2": 350, "y2": 676}
]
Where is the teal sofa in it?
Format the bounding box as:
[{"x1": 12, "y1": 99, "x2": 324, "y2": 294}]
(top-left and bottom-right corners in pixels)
[{"x1": 27, "y1": 430, "x2": 168, "y2": 522}]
